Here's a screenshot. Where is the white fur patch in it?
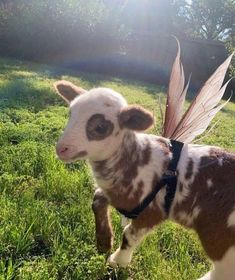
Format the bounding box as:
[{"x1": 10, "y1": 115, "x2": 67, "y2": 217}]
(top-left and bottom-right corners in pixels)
[
  {"x1": 207, "y1": 179, "x2": 213, "y2": 188},
  {"x1": 192, "y1": 206, "x2": 201, "y2": 219},
  {"x1": 218, "y1": 158, "x2": 223, "y2": 166},
  {"x1": 227, "y1": 209, "x2": 235, "y2": 228},
  {"x1": 198, "y1": 271, "x2": 212, "y2": 280},
  {"x1": 177, "y1": 211, "x2": 191, "y2": 226},
  {"x1": 121, "y1": 216, "x2": 129, "y2": 228},
  {"x1": 177, "y1": 206, "x2": 201, "y2": 227},
  {"x1": 108, "y1": 248, "x2": 130, "y2": 268},
  {"x1": 212, "y1": 246, "x2": 235, "y2": 280},
  {"x1": 92, "y1": 188, "x2": 105, "y2": 207},
  {"x1": 155, "y1": 187, "x2": 167, "y2": 214},
  {"x1": 199, "y1": 247, "x2": 235, "y2": 280},
  {"x1": 107, "y1": 225, "x2": 149, "y2": 267},
  {"x1": 174, "y1": 182, "x2": 190, "y2": 205}
]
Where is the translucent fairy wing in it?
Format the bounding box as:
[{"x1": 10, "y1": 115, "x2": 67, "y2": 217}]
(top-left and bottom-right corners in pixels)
[
  {"x1": 170, "y1": 53, "x2": 233, "y2": 143},
  {"x1": 163, "y1": 38, "x2": 189, "y2": 138}
]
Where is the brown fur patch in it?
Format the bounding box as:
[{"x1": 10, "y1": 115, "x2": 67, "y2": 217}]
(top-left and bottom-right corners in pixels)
[
  {"x1": 140, "y1": 142, "x2": 151, "y2": 165},
  {"x1": 92, "y1": 191, "x2": 113, "y2": 253},
  {"x1": 54, "y1": 80, "x2": 84, "y2": 103},
  {"x1": 104, "y1": 102, "x2": 112, "y2": 107},
  {"x1": 178, "y1": 183, "x2": 183, "y2": 192},
  {"x1": 185, "y1": 158, "x2": 194, "y2": 180},
  {"x1": 106, "y1": 182, "x2": 144, "y2": 211},
  {"x1": 173, "y1": 148, "x2": 235, "y2": 260},
  {"x1": 93, "y1": 159, "x2": 109, "y2": 178},
  {"x1": 86, "y1": 114, "x2": 114, "y2": 141},
  {"x1": 132, "y1": 173, "x2": 164, "y2": 230},
  {"x1": 118, "y1": 105, "x2": 154, "y2": 131},
  {"x1": 156, "y1": 138, "x2": 170, "y2": 156},
  {"x1": 115, "y1": 138, "x2": 139, "y2": 187},
  {"x1": 138, "y1": 180, "x2": 144, "y2": 189}
]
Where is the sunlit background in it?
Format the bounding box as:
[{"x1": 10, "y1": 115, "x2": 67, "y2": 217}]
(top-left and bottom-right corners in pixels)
[{"x1": 0, "y1": 0, "x2": 234, "y2": 91}]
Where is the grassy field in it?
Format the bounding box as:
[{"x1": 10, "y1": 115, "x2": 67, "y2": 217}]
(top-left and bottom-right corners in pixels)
[{"x1": 0, "y1": 56, "x2": 234, "y2": 280}]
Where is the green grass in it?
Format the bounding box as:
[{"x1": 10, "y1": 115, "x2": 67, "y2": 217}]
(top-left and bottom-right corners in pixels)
[{"x1": 0, "y1": 56, "x2": 234, "y2": 280}]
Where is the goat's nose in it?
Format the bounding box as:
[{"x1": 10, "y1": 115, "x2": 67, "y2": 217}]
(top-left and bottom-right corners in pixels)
[{"x1": 56, "y1": 145, "x2": 69, "y2": 156}]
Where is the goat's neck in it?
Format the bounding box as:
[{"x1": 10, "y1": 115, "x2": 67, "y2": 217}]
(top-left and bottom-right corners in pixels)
[{"x1": 90, "y1": 131, "x2": 140, "y2": 187}]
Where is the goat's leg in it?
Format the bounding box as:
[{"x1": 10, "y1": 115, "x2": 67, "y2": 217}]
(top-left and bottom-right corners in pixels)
[
  {"x1": 92, "y1": 188, "x2": 113, "y2": 253},
  {"x1": 107, "y1": 223, "x2": 151, "y2": 267}
]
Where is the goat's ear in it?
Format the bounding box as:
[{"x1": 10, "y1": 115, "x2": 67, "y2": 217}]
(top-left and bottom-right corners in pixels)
[
  {"x1": 54, "y1": 80, "x2": 87, "y2": 104},
  {"x1": 118, "y1": 105, "x2": 154, "y2": 131}
]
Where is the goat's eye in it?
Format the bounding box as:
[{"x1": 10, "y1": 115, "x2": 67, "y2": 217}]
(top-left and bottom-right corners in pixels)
[
  {"x1": 86, "y1": 114, "x2": 114, "y2": 141},
  {"x1": 95, "y1": 123, "x2": 108, "y2": 134}
]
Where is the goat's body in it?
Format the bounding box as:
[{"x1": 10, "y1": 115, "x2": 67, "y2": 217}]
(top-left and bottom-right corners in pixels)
[
  {"x1": 54, "y1": 79, "x2": 235, "y2": 279},
  {"x1": 91, "y1": 132, "x2": 235, "y2": 280},
  {"x1": 171, "y1": 144, "x2": 235, "y2": 263}
]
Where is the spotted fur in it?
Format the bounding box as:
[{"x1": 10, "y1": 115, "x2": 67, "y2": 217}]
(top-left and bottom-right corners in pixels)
[{"x1": 55, "y1": 81, "x2": 235, "y2": 280}]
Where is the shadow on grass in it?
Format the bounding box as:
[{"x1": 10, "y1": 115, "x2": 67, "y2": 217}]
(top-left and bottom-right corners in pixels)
[
  {"x1": 0, "y1": 58, "x2": 63, "y2": 111},
  {"x1": 0, "y1": 78, "x2": 62, "y2": 112},
  {"x1": 51, "y1": 65, "x2": 170, "y2": 103},
  {"x1": 0, "y1": 56, "x2": 233, "y2": 115},
  {"x1": 49, "y1": 64, "x2": 235, "y2": 104},
  {"x1": 0, "y1": 60, "x2": 163, "y2": 111}
]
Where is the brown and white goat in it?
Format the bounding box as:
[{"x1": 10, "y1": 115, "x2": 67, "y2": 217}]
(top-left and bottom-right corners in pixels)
[{"x1": 54, "y1": 81, "x2": 235, "y2": 280}]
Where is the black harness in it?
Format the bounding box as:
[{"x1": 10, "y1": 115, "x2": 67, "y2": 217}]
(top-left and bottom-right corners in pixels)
[{"x1": 116, "y1": 140, "x2": 184, "y2": 219}]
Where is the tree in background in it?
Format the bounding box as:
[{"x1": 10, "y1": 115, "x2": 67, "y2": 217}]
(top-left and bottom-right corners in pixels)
[
  {"x1": 181, "y1": 0, "x2": 235, "y2": 41},
  {"x1": 104, "y1": 0, "x2": 188, "y2": 37},
  {"x1": 225, "y1": 32, "x2": 235, "y2": 77},
  {"x1": 0, "y1": 0, "x2": 234, "y2": 63},
  {"x1": 0, "y1": 0, "x2": 110, "y2": 59}
]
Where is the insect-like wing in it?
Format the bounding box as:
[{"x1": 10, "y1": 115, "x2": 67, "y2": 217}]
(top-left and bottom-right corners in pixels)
[
  {"x1": 170, "y1": 53, "x2": 233, "y2": 143},
  {"x1": 163, "y1": 38, "x2": 190, "y2": 138}
]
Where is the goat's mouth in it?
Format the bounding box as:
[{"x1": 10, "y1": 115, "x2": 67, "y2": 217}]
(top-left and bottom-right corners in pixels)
[{"x1": 58, "y1": 150, "x2": 88, "y2": 163}]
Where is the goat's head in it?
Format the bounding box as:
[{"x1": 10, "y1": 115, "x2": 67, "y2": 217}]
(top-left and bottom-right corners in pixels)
[{"x1": 54, "y1": 80, "x2": 154, "y2": 162}]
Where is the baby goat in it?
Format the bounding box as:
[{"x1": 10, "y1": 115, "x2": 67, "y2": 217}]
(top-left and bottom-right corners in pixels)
[{"x1": 54, "y1": 80, "x2": 235, "y2": 280}]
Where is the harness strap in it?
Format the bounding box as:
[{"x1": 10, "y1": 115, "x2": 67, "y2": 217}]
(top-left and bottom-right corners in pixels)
[{"x1": 116, "y1": 139, "x2": 184, "y2": 219}]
